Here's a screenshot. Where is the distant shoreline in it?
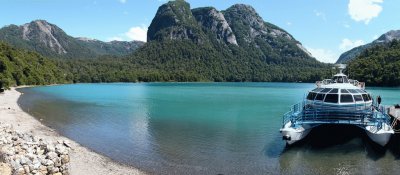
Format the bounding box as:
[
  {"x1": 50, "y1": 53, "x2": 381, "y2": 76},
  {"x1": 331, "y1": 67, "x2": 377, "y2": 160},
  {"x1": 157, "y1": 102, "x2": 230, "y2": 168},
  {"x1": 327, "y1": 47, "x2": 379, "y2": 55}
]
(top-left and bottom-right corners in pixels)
[{"x1": 0, "y1": 87, "x2": 146, "y2": 175}]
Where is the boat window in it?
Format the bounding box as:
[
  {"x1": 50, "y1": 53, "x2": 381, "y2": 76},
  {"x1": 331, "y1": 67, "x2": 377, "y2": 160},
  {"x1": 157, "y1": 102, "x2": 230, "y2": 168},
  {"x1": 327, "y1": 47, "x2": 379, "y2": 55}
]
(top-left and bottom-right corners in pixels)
[
  {"x1": 348, "y1": 89, "x2": 358, "y2": 93},
  {"x1": 367, "y1": 94, "x2": 372, "y2": 101},
  {"x1": 307, "y1": 92, "x2": 317, "y2": 100},
  {"x1": 355, "y1": 89, "x2": 364, "y2": 93},
  {"x1": 340, "y1": 89, "x2": 349, "y2": 93},
  {"x1": 329, "y1": 88, "x2": 338, "y2": 93},
  {"x1": 324, "y1": 94, "x2": 339, "y2": 103},
  {"x1": 362, "y1": 94, "x2": 370, "y2": 101},
  {"x1": 320, "y1": 88, "x2": 332, "y2": 93},
  {"x1": 354, "y1": 95, "x2": 363, "y2": 102},
  {"x1": 340, "y1": 94, "x2": 354, "y2": 103},
  {"x1": 315, "y1": 93, "x2": 326, "y2": 101},
  {"x1": 312, "y1": 88, "x2": 323, "y2": 92}
]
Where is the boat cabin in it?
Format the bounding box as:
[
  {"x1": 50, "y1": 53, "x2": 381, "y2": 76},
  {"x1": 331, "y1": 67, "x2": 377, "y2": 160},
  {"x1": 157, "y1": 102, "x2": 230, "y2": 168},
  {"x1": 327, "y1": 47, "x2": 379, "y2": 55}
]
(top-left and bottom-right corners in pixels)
[{"x1": 306, "y1": 87, "x2": 372, "y2": 105}]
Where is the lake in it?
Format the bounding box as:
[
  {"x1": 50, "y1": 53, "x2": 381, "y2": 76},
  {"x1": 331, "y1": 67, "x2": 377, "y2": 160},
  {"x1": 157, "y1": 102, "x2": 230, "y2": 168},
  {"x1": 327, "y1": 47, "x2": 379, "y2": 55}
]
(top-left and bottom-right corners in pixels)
[{"x1": 18, "y1": 83, "x2": 400, "y2": 174}]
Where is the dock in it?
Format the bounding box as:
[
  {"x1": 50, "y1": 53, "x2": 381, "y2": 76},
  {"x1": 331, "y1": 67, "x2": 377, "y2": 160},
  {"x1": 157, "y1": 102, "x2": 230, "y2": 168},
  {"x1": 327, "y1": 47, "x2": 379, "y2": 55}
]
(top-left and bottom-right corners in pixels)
[{"x1": 389, "y1": 106, "x2": 400, "y2": 132}]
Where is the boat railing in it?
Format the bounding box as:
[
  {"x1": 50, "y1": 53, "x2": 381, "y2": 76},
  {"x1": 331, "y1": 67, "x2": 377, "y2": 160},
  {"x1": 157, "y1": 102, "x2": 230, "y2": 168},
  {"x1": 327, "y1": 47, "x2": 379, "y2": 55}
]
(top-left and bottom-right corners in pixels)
[
  {"x1": 315, "y1": 79, "x2": 365, "y2": 89},
  {"x1": 282, "y1": 101, "x2": 391, "y2": 129}
]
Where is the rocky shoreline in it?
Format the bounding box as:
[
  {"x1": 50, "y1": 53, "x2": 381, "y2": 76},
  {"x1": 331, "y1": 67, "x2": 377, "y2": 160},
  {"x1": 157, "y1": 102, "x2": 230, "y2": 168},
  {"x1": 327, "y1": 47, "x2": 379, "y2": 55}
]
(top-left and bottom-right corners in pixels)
[
  {"x1": 0, "y1": 88, "x2": 145, "y2": 175},
  {"x1": 0, "y1": 123, "x2": 71, "y2": 175}
]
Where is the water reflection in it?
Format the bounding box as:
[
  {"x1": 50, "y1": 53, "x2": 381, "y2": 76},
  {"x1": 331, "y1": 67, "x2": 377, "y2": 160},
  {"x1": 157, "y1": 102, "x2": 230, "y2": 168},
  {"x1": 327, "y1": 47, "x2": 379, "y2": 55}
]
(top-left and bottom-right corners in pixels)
[{"x1": 277, "y1": 125, "x2": 400, "y2": 174}]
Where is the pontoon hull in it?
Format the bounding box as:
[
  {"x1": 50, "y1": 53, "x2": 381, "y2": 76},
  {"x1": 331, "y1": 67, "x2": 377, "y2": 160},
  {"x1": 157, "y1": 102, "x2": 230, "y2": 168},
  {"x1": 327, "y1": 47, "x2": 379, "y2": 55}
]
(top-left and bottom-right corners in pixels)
[
  {"x1": 365, "y1": 124, "x2": 394, "y2": 146},
  {"x1": 280, "y1": 122, "x2": 312, "y2": 145}
]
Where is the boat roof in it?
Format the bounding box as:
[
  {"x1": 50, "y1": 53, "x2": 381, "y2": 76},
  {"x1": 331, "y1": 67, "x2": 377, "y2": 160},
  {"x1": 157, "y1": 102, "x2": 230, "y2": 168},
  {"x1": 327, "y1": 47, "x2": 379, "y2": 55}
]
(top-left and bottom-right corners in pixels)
[{"x1": 320, "y1": 83, "x2": 360, "y2": 89}]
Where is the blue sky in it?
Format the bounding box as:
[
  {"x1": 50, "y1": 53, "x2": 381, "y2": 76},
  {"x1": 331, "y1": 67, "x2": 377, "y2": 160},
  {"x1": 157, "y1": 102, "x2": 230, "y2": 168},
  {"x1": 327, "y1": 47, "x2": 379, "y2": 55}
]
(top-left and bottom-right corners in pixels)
[{"x1": 0, "y1": 0, "x2": 399, "y2": 63}]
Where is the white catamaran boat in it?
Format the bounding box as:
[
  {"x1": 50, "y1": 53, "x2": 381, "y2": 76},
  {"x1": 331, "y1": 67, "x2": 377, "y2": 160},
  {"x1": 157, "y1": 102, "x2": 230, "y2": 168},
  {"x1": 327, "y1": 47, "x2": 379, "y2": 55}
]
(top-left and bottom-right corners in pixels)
[{"x1": 280, "y1": 64, "x2": 394, "y2": 146}]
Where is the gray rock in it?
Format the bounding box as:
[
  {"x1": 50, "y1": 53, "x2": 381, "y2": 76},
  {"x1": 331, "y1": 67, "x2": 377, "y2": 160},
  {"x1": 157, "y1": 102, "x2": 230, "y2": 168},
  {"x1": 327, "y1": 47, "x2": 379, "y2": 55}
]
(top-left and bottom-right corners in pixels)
[
  {"x1": 46, "y1": 144, "x2": 56, "y2": 152},
  {"x1": 47, "y1": 151, "x2": 58, "y2": 160},
  {"x1": 23, "y1": 165, "x2": 30, "y2": 174},
  {"x1": 55, "y1": 144, "x2": 67, "y2": 155},
  {"x1": 63, "y1": 141, "x2": 72, "y2": 148},
  {"x1": 50, "y1": 167, "x2": 59, "y2": 173},
  {"x1": 44, "y1": 159, "x2": 54, "y2": 166},
  {"x1": 53, "y1": 157, "x2": 62, "y2": 167},
  {"x1": 60, "y1": 155, "x2": 70, "y2": 164}
]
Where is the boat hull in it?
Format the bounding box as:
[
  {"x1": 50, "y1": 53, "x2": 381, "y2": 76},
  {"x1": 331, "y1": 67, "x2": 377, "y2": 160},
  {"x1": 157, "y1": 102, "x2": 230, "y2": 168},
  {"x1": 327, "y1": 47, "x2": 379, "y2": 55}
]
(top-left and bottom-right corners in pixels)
[
  {"x1": 365, "y1": 124, "x2": 394, "y2": 146},
  {"x1": 280, "y1": 122, "x2": 312, "y2": 145}
]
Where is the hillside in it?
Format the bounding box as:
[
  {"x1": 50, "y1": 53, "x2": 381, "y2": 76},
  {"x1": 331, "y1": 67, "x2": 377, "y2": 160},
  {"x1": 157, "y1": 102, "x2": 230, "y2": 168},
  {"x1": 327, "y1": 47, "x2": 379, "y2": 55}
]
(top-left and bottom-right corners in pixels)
[
  {"x1": 337, "y1": 30, "x2": 400, "y2": 63},
  {"x1": 127, "y1": 0, "x2": 331, "y2": 82},
  {"x1": 0, "y1": 20, "x2": 144, "y2": 59},
  {"x1": 347, "y1": 40, "x2": 400, "y2": 86},
  {"x1": 0, "y1": 42, "x2": 68, "y2": 89}
]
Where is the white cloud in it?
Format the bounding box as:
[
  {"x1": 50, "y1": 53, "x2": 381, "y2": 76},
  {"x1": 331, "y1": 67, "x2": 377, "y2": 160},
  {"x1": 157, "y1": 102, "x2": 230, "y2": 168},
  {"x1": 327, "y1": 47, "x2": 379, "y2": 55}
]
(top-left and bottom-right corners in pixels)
[
  {"x1": 286, "y1": 22, "x2": 292, "y2": 26},
  {"x1": 339, "y1": 38, "x2": 365, "y2": 51},
  {"x1": 307, "y1": 47, "x2": 338, "y2": 63},
  {"x1": 348, "y1": 0, "x2": 383, "y2": 24},
  {"x1": 119, "y1": 0, "x2": 127, "y2": 4},
  {"x1": 314, "y1": 10, "x2": 327, "y2": 21},
  {"x1": 373, "y1": 35, "x2": 379, "y2": 40},
  {"x1": 344, "y1": 24, "x2": 351, "y2": 28},
  {"x1": 108, "y1": 25, "x2": 148, "y2": 42},
  {"x1": 126, "y1": 26, "x2": 148, "y2": 42}
]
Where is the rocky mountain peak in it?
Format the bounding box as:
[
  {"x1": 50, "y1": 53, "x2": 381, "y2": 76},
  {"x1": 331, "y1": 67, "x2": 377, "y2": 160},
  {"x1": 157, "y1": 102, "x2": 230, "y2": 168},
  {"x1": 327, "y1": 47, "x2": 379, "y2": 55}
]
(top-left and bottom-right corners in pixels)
[
  {"x1": 374, "y1": 30, "x2": 400, "y2": 43},
  {"x1": 192, "y1": 7, "x2": 238, "y2": 45},
  {"x1": 21, "y1": 20, "x2": 67, "y2": 54},
  {"x1": 147, "y1": 0, "x2": 205, "y2": 43},
  {"x1": 336, "y1": 29, "x2": 400, "y2": 63},
  {"x1": 225, "y1": 4, "x2": 265, "y2": 32}
]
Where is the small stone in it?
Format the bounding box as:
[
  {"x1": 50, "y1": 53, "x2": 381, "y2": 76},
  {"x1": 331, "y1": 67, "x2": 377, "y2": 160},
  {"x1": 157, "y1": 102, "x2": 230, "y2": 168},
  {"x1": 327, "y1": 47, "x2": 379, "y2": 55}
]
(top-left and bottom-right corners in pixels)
[
  {"x1": 47, "y1": 144, "x2": 55, "y2": 152},
  {"x1": 20, "y1": 156, "x2": 31, "y2": 165},
  {"x1": 47, "y1": 151, "x2": 58, "y2": 160},
  {"x1": 32, "y1": 159, "x2": 41, "y2": 170},
  {"x1": 50, "y1": 167, "x2": 59, "y2": 174},
  {"x1": 60, "y1": 155, "x2": 70, "y2": 164},
  {"x1": 36, "y1": 148, "x2": 45, "y2": 155},
  {"x1": 63, "y1": 141, "x2": 72, "y2": 148},
  {"x1": 16, "y1": 167, "x2": 25, "y2": 175},
  {"x1": 53, "y1": 157, "x2": 62, "y2": 167},
  {"x1": 44, "y1": 159, "x2": 54, "y2": 166},
  {"x1": 23, "y1": 165, "x2": 30, "y2": 174},
  {"x1": 39, "y1": 165, "x2": 48, "y2": 174},
  {"x1": 55, "y1": 144, "x2": 67, "y2": 155},
  {"x1": 53, "y1": 172, "x2": 62, "y2": 175}
]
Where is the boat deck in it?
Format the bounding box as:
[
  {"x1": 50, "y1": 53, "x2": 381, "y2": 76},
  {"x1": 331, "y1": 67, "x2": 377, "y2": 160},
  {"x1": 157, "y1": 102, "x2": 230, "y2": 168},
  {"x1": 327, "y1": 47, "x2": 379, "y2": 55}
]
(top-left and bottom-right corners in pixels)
[{"x1": 283, "y1": 101, "x2": 391, "y2": 129}]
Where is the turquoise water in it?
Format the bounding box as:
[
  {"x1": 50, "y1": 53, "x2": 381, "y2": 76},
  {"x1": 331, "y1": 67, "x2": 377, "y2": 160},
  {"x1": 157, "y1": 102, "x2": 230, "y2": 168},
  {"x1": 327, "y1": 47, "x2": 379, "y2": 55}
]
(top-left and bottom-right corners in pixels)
[{"x1": 18, "y1": 83, "x2": 400, "y2": 174}]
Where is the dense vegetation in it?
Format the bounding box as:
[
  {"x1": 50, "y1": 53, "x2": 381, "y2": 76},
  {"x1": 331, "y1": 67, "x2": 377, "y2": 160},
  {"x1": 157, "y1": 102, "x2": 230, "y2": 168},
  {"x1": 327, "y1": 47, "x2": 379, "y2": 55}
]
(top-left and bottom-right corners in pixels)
[
  {"x1": 0, "y1": 1, "x2": 336, "y2": 89},
  {"x1": 347, "y1": 40, "x2": 400, "y2": 86},
  {"x1": 0, "y1": 20, "x2": 144, "y2": 59},
  {"x1": 0, "y1": 42, "x2": 68, "y2": 89}
]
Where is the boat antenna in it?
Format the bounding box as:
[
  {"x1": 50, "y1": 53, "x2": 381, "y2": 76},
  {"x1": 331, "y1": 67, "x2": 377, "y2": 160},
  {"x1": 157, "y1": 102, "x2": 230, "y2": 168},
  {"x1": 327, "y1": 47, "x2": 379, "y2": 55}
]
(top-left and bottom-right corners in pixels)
[{"x1": 334, "y1": 64, "x2": 346, "y2": 74}]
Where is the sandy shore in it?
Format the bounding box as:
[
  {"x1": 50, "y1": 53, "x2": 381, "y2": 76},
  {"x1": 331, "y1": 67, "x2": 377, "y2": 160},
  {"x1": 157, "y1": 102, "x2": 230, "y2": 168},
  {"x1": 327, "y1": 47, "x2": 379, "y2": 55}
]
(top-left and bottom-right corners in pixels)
[{"x1": 0, "y1": 88, "x2": 146, "y2": 175}]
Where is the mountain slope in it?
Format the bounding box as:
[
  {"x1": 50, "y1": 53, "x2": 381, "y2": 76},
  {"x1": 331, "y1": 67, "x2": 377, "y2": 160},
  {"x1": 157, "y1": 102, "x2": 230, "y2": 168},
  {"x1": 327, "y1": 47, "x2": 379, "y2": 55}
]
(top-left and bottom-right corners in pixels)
[
  {"x1": 347, "y1": 40, "x2": 400, "y2": 86},
  {"x1": 0, "y1": 20, "x2": 144, "y2": 58},
  {"x1": 0, "y1": 42, "x2": 68, "y2": 89},
  {"x1": 128, "y1": 1, "x2": 331, "y2": 82},
  {"x1": 337, "y1": 30, "x2": 400, "y2": 63}
]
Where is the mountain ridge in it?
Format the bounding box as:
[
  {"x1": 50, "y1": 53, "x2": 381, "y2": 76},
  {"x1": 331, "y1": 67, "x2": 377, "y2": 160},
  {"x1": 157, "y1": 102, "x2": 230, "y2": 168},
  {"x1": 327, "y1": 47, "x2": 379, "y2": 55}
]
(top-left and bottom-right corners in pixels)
[
  {"x1": 0, "y1": 20, "x2": 145, "y2": 58},
  {"x1": 336, "y1": 29, "x2": 400, "y2": 63}
]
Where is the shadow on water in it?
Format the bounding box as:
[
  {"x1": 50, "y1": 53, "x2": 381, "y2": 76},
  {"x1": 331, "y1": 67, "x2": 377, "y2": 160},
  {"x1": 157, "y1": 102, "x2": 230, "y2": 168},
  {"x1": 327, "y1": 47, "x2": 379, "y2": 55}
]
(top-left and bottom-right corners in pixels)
[{"x1": 279, "y1": 125, "x2": 389, "y2": 159}]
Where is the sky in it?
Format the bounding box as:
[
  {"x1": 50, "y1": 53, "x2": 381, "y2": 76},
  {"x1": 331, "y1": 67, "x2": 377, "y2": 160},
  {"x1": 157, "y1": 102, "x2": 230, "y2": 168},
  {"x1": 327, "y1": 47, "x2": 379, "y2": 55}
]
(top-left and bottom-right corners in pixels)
[{"x1": 0, "y1": 0, "x2": 399, "y2": 63}]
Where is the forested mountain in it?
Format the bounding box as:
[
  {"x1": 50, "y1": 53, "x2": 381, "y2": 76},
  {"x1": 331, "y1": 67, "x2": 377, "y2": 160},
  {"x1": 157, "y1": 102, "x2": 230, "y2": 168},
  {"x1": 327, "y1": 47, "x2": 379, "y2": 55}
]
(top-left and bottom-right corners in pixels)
[
  {"x1": 1, "y1": 0, "x2": 334, "y2": 87},
  {"x1": 337, "y1": 30, "x2": 400, "y2": 63},
  {"x1": 0, "y1": 42, "x2": 68, "y2": 89},
  {"x1": 347, "y1": 40, "x2": 400, "y2": 86},
  {"x1": 127, "y1": 0, "x2": 331, "y2": 82},
  {"x1": 0, "y1": 20, "x2": 144, "y2": 59}
]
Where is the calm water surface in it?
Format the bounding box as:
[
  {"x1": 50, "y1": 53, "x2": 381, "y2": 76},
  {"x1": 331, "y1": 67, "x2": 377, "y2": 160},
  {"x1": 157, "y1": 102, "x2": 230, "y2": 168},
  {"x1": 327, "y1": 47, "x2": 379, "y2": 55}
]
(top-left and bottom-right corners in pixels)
[{"x1": 18, "y1": 83, "x2": 400, "y2": 174}]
